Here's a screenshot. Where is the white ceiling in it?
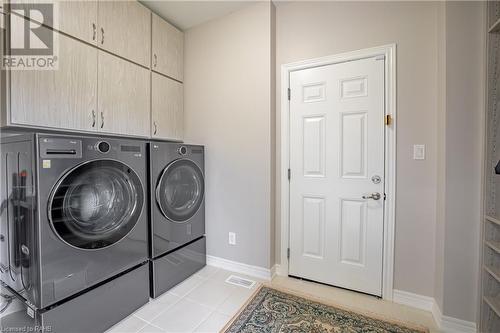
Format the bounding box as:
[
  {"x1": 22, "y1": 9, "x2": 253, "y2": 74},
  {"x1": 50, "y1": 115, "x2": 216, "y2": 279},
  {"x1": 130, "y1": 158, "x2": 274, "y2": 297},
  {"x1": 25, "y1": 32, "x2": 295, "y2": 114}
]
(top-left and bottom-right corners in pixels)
[{"x1": 140, "y1": 1, "x2": 256, "y2": 31}]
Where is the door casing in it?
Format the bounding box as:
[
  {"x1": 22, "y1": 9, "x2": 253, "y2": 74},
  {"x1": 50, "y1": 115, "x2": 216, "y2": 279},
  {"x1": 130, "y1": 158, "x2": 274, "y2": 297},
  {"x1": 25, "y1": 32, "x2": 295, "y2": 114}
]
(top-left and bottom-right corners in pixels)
[{"x1": 279, "y1": 44, "x2": 397, "y2": 300}]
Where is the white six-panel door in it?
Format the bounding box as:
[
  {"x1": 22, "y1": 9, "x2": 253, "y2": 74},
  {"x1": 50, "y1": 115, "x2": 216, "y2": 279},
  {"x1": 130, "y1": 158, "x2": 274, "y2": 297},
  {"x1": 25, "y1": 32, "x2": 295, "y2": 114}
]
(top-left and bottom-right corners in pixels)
[{"x1": 289, "y1": 56, "x2": 385, "y2": 296}]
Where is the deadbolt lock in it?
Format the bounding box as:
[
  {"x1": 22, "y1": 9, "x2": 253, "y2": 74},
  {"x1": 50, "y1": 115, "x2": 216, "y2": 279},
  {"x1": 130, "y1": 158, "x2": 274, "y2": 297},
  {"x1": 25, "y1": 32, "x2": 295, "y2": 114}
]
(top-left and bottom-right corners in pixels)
[{"x1": 371, "y1": 175, "x2": 382, "y2": 184}]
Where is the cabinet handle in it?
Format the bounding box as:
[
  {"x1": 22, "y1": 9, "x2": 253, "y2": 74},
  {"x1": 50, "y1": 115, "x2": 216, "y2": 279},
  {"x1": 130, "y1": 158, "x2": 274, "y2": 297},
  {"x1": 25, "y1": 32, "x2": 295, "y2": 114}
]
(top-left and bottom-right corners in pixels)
[
  {"x1": 153, "y1": 121, "x2": 157, "y2": 135},
  {"x1": 100, "y1": 112, "x2": 104, "y2": 128},
  {"x1": 101, "y1": 27, "x2": 104, "y2": 45},
  {"x1": 92, "y1": 23, "x2": 96, "y2": 41},
  {"x1": 153, "y1": 54, "x2": 157, "y2": 67},
  {"x1": 91, "y1": 110, "x2": 96, "y2": 127}
]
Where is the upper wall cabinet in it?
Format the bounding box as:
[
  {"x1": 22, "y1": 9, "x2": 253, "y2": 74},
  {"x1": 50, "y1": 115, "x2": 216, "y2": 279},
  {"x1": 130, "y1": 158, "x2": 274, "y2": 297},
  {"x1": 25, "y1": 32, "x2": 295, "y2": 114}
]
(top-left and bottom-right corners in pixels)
[
  {"x1": 98, "y1": 51, "x2": 150, "y2": 137},
  {"x1": 152, "y1": 13, "x2": 184, "y2": 81},
  {"x1": 98, "y1": 1, "x2": 151, "y2": 68},
  {"x1": 9, "y1": 1, "x2": 99, "y2": 45},
  {"x1": 9, "y1": 28, "x2": 98, "y2": 132},
  {"x1": 10, "y1": 1, "x2": 151, "y2": 67},
  {"x1": 3, "y1": 2, "x2": 183, "y2": 139},
  {"x1": 152, "y1": 72, "x2": 183, "y2": 140},
  {"x1": 57, "y1": 1, "x2": 98, "y2": 45}
]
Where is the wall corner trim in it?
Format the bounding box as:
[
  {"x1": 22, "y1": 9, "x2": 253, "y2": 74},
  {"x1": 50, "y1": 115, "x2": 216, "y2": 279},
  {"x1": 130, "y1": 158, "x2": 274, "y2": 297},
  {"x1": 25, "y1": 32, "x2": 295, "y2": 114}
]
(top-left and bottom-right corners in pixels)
[
  {"x1": 206, "y1": 255, "x2": 273, "y2": 281},
  {"x1": 393, "y1": 289, "x2": 477, "y2": 333},
  {"x1": 270, "y1": 264, "x2": 279, "y2": 280}
]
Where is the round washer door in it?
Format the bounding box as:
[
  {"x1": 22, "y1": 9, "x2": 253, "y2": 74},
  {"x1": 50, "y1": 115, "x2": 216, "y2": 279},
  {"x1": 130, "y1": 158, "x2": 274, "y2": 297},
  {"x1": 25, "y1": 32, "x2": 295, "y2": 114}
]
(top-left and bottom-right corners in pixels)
[
  {"x1": 156, "y1": 159, "x2": 204, "y2": 223},
  {"x1": 49, "y1": 159, "x2": 144, "y2": 250}
]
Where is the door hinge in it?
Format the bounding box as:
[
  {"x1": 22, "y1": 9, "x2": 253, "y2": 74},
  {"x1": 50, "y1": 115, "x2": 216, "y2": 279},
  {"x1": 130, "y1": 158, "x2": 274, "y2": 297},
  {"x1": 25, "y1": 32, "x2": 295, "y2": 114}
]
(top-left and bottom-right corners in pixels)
[
  {"x1": 287, "y1": 168, "x2": 291, "y2": 181},
  {"x1": 384, "y1": 193, "x2": 387, "y2": 200},
  {"x1": 287, "y1": 88, "x2": 291, "y2": 100},
  {"x1": 287, "y1": 248, "x2": 290, "y2": 259},
  {"x1": 384, "y1": 114, "x2": 392, "y2": 126}
]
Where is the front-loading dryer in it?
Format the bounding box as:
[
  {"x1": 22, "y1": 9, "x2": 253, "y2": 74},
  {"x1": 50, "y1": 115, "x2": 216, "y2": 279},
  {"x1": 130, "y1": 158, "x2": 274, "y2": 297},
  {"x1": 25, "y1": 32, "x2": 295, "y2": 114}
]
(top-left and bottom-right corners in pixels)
[
  {"x1": 149, "y1": 142, "x2": 205, "y2": 257},
  {"x1": 0, "y1": 133, "x2": 149, "y2": 311},
  {"x1": 149, "y1": 142, "x2": 206, "y2": 297}
]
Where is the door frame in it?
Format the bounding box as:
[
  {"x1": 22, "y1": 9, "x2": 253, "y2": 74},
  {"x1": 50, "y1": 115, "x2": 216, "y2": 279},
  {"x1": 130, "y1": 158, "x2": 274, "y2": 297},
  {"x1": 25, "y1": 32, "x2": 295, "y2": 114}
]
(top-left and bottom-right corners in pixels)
[{"x1": 279, "y1": 44, "x2": 397, "y2": 300}]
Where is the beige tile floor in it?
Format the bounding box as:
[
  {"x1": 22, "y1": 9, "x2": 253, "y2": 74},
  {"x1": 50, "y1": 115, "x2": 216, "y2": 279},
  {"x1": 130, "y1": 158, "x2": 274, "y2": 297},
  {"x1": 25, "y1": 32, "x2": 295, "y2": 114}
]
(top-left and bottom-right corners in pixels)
[
  {"x1": 107, "y1": 265, "x2": 439, "y2": 333},
  {"x1": 106, "y1": 266, "x2": 262, "y2": 333}
]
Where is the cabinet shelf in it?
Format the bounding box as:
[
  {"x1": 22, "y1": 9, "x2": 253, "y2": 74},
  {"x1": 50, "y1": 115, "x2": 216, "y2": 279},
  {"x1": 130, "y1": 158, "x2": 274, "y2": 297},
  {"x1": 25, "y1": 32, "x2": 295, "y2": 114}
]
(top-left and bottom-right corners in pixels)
[
  {"x1": 490, "y1": 17, "x2": 500, "y2": 33},
  {"x1": 486, "y1": 240, "x2": 500, "y2": 254},
  {"x1": 487, "y1": 215, "x2": 500, "y2": 227},
  {"x1": 485, "y1": 265, "x2": 500, "y2": 283},
  {"x1": 482, "y1": 3, "x2": 500, "y2": 332},
  {"x1": 485, "y1": 296, "x2": 500, "y2": 318}
]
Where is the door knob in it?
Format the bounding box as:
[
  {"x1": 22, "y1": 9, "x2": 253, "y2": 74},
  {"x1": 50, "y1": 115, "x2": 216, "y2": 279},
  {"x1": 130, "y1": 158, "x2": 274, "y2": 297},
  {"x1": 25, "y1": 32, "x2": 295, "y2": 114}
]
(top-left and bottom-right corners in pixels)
[{"x1": 362, "y1": 192, "x2": 381, "y2": 200}]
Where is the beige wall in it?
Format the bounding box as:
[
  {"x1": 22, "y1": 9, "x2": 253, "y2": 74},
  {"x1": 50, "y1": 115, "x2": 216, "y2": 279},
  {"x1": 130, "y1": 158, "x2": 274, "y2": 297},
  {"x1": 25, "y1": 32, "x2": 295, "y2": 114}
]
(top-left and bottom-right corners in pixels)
[
  {"x1": 270, "y1": 3, "x2": 276, "y2": 266},
  {"x1": 275, "y1": 0, "x2": 440, "y2": 297},
  {"x1": 434, "y1": 0, "x2": 447, "y2": 314},
  {"x1": 183, "y1": 2, "x2": 275, "y2": 268},
  {"x1": 439, "y1": 1, "x2": 484, "y2": 322}
]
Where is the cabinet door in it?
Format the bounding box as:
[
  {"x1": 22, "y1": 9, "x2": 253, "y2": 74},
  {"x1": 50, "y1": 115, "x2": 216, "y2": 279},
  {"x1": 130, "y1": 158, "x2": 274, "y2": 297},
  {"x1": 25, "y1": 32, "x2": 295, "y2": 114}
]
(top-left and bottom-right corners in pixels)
[
  {"x1": 57, "y1": 1, "x2": 98, "y2": 45},
  {"x1": 152, "y1": 72, "x2": 183, "y2": 140},
  {"x1": 9, "y1": 0, "x2": 98, "y2": 45},
  {"x1": 10, "y1": 29, "x2": 98, "y2": 131},
  {"x1": 98, "y1": 1, "x2": 151, "y2": 68},
  {"x1": 152, "y1": 13, "x2": 183, "y2": 81},
  {"x1": 98, "y1": 51, "x2": 150, "y2": 137}
]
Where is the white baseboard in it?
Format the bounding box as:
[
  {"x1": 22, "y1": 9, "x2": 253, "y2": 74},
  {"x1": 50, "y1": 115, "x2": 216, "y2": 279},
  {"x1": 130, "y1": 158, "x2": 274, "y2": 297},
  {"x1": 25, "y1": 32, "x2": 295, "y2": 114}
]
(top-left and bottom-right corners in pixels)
[
  {"x1": 206, "y1": 255, "x2": 272, "y2": 281},
  {"x1": 393, "y1": 289, "x2": 435, "y2": 312},
  {"x1": 394, "y1": 289, "x2": 476, "y2": 333}
]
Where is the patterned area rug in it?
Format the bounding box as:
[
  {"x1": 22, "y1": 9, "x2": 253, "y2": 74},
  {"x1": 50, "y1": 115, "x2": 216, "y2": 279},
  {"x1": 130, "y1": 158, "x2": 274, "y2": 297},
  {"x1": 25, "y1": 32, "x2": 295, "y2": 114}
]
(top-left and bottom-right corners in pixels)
[{"x1": 224, "y1": 286, "x2": 427, "y2": 333}]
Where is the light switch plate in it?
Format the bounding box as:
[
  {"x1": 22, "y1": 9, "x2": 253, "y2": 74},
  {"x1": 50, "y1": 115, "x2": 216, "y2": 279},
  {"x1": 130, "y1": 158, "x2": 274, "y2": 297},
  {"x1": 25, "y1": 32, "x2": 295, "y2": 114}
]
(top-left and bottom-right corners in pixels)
[{"x1": 413, "y1": 144, "x2": 425, "y2": 160}]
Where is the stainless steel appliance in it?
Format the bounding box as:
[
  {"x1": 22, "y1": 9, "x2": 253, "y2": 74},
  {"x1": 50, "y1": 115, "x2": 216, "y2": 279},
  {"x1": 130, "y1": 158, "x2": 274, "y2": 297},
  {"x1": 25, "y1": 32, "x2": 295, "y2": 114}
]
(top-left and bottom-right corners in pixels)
[
  {"x1": 149, "y1": 142, "x2": 206, "y2": 297},
  {"x1": 0, "y1": 133, "x2": 149, "y2": 332}
]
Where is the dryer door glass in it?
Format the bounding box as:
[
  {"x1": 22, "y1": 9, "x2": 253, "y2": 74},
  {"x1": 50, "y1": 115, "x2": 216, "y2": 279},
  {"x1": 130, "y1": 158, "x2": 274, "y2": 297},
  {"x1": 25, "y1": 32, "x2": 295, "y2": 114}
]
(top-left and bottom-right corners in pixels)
[
  {"x1": 156, "y1": 159, "x2": 204, "y2": 223},
  {"x1": 49, "y1": 160, "x2": 144, "y2": 250}
]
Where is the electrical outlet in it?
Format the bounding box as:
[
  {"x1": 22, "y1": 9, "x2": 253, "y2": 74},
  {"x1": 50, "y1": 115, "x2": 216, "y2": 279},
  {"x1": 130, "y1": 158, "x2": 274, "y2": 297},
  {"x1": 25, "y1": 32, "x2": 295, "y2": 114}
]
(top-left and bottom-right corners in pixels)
[{"x1": 228, "y1": 232, "x2": 236, "y2": 245}]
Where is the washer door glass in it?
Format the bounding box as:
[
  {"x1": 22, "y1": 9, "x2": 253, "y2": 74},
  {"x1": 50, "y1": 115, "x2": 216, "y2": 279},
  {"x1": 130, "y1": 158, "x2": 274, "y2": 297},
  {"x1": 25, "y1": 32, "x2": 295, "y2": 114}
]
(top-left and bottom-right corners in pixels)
[
  {"x1": 49, "y1": 160, "x2": 144, "y2": 250},
  {"x1": 156, "y1": 159, "x2": 204, "y2": 223}
]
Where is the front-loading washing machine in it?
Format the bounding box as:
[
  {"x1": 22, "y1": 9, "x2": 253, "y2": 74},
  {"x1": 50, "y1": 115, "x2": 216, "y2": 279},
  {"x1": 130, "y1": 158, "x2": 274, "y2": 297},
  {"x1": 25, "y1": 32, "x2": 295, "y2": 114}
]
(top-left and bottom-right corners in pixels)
[
  {"x1": 0, "y1": 132, "x2": 149, "y2": 332},
  {"x1": 149, "y1": 141, "x2": 206, "y2": 297}
]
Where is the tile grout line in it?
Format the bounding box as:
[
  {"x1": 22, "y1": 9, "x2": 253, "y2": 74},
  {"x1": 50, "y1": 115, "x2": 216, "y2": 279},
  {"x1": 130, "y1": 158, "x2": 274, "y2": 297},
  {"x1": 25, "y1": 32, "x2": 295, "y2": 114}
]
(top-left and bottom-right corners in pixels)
[
  {"x1": 131, "y1": 270, "x2": 217, "y2": 331},
  {"x1": 184, "y1": 285, "x2": 234, "y2": 312},
  {"x1": 186, "y1": 274, "x2": 252, "y2": 332},
  {"x1": 191, "y1": 308, "x2": 217, "y2": 333},
  {"x1": 133, "y1": 293, "x2": 183, "y2": 324},
  {"x1": 120, "y1": 267, "x2": 249, "y2": 333}
]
